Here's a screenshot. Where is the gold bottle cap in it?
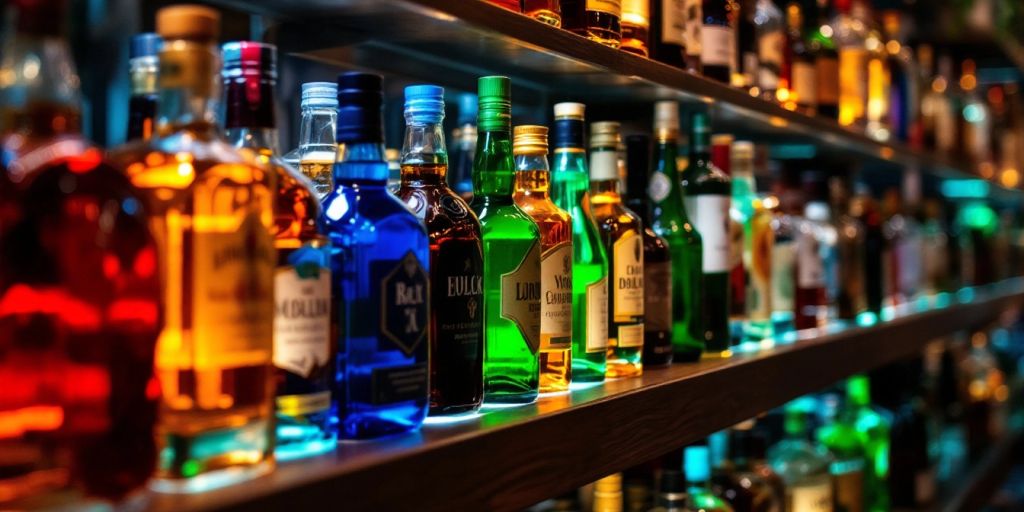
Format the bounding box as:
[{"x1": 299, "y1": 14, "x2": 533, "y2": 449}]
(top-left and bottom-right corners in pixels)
[
  {"x1": 654, "y1": 100, "x2": 680, "y2": 141},
  {"x1": 711, "y1": 133, "x2": 734, "y2": 147},
  {"x1": 594, "y1": 473, "x2": 622, "y2": 492},
  {"x1": 732, "y1": 140, "x2": 754, "y2": 159},
  {"x1": 513, "y1": 125, "x2": 548, "y2": 155},
  {"x1": 553, "y1": 101, "x2": 585, "y2": 120},
  {"x1": 156, "y1": 5, "x2": 220, "y2": 41},
  {"x1": 589, "y1": 121, "x2": 620, "y2": 149}
]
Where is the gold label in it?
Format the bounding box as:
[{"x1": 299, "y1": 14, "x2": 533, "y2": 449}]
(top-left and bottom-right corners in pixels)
[
  {"x1": 616, "y1": 323, "x2": 644, "y2": 348},
  {"x1": 273, "y1": 263, "x2": 331, "y2": 378},
  {"x1": 834, "y1": 470, "x2": 864, "y2": 512},
  {"x1": 683, "y1": 0, "x2": 702, "y2": 56},
  {"x1": 788, "y1": 480, "x2": 833, "y2": 512},
  {"x1": 587, "y1": 0, "x2": 622, "y2": 15},
  {"x1": 622, "y1": 0, "x2": 649, "y2": 18},
  {"x1": 586, "y1": 277, "x2": 609, "y2": 353},
  {"x1": 502, "y1": 241, "x2": 542, "y2": 354},
  {"x1": 612, "y1": 232, "x2": 644, "y2": 318},
  {"x1": 748, "y1": 213, "x2": 774, "y2": 320},
  {"x1": 540, "y1": 242, "x2": 573, "y2": 351},
  {"x1": 816, "y1": 57, "x2": 839, "y2": 105}
]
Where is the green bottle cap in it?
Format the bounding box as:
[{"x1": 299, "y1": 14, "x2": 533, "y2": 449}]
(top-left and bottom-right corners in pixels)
[
  {"x1": 477, "y1": 75, "x2": 511, "y2": 132},
  {"x1": 847, "y1": 374, "x2": 871, "y2": 406}
]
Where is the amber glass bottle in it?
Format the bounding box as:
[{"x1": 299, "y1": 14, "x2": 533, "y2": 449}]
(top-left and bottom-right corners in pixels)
[{"x1": 524, "y1": 0, "x2": 563, "y2": 26}]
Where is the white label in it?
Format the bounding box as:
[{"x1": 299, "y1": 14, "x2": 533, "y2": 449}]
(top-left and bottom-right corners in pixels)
[
  {"x1": 915, "y1": 467, "x2": 936, "y2": 504},
  {"x1": 586, "y1": 277, "x2": 609, "y2": 352},
  {"x1": 758, "y1": 31, "x2": 784, "y2": 90},
  {"x1": 789, "y1": 482, "x2": 833, "y2": 512},
  {"x1": 541, "y1": 242, "x2": 573, "y2": 350},
  {"x1": 613, "y1": 233, "x2": 644, "y2": 317},
  {"x1": 793, "y1": 61, "x2": 817, "y2": 105},
  {"x1": 274, "y1": 266, "x2": 331, "y2": 378},
  {"x1": 797, "y1": 228, "x2": 824, "y2": 288},
  {"x1": 617, "y1": 323, "x2": 644, "y2": 348},
  {"x1": 685, "y1": 194, "x2": 731, "y2": 273},
  {"x1": 590, "y1": 150, "x2": 620, "y2": 181},
  {"x1": 683, "y1": 0, "x2": 702, "y2": 57},
  {"x1": 771, "y1": 240, "x2": 795, "y2": 312},
  {"x1": 701, "y1": 25, "x2": 734, "y2": 67},
  {"x1": 648, "y1": 172, "x2": 672, "y2": 202},
  {"x1": 660, "y1": 0, "x2": 686, "y2": 46}
]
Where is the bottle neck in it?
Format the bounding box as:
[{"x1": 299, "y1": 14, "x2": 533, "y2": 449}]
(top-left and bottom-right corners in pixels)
[
  {"x1": 514, "y1": 153, "x2": 552, "y2": 198},
  {"x1": 689, "y1": 121, "x2": 711, "y2": 169},
  {"x1": 473, "y1": 128, "x2": 515, "y2": 198},
  {"x1": 401, "y1": 121, "x2": 448, "y2": 186},
  {"x1": 335, "y1": 141, "x2": 388, "y2": 183},
  {"x1": 226, "y1": 127, "x2": 280, "y2": 159},
  {"x1": 224, "y1": 78, "x2": 279, "y2": 154},
  {"x1": 298, "y1": 105, "x2": 338, "y2": 149},
  {"x1": 130, "y1": 55, "x2": 159, "y2": 97},
  {"x1": 590, "y1": 145, "x2": 620, "y2": 187},
  {"x1": 157, "y1": 40, "x2": 221, "y2": 135},
  {"x1": 0, "y1": 27, "x2": 83, "y2": 137}
]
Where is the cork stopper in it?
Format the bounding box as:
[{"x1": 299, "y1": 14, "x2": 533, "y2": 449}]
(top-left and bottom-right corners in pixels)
[
  {"x1": 513, "y1": 125, "x2": 548, "y2": 155},
  {"x1": 589, "y1": 121, "x2": 621, "y2": 150},
  {"x1": 156, "y1": 5, "x2": 220, "y2": 41}
]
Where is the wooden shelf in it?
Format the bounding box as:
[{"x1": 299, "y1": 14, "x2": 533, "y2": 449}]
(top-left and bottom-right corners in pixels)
[{"x1": 148, "y1": 279, "x2": 1024, "y2": 512}]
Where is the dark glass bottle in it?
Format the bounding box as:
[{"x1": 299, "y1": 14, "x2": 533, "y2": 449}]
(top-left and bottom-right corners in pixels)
[
  {"x1": 794, "y1": 170, "x2": 829, "y2": 331},
  {"x1": 700, "y1": 0, "x2": 739, "y2": 83},
  {"x1": 127, "y1": 33, "x2": 161, "y2": 141},
  {"x1": 395, "y1": 85, "x2": 484, "y2": 415},
  {"x1": 0, "y1": 0, "x2": 160, "y2": 503},
  {"x1": 851, "y1": 182, "x2": 884, "y2": 317},
  {"x1": 809, "y1": 0, "x2": 839, "y2": 119},
  {"x1": 888, "y1": 382, "x2": 937, "y2": 508},
  {"x1": 735, "y1": 0, "x2": 759, "y2": 90},
  {"x1": 719, "y1": 427, "x2": 785, "y2": 512},
  {"x1": 624, "y1": 134, "x2": 674, "y2": 367},
  {"x1": 448, "y1": 93, "x2": 477, "y2": 202},
  {"x1": 783, "y1": 1, "x2": 816, "y2": 114},
  {"x1": 561, "y1": 0, "x2": 589, "y2": 34},
  {"x1": 651, "y1": 0, "x2": 689, "y2": 67},
  {"x1": 681, "y1": 111, "x2": 731, "y2": 356},
  {"x1": 830, "y1": 175, "x2": 867, "y2": 321}
]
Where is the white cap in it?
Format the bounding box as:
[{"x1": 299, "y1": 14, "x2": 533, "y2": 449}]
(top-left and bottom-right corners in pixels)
[
  {"x1": 554, "y1": 102, "x2": 585, "y2": 119},
  {"x1": 732, "y1": 141, "x2": 754, "y2": 158},
  {"x1": 654, "y1": 100, "x2": 679, "y2": 134}
]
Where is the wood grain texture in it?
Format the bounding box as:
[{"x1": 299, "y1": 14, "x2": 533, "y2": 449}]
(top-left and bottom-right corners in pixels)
[{"x1": 147, "y1": 280, "x2": 1024, "y2": 512}]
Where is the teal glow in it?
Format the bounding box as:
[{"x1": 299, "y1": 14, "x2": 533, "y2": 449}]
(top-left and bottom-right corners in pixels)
[
  {"x1": 958, "y1": 202, "x2": 998, "y2": 236},
  {"x1": 423, "y1": 411, "x2": 483, "y2": 425},
  {"x1": 941, "y1": 179, "x2": 990, "y2": 199},
  {"x1": 684, "y1": 445, "x2": 711, "y2": 481},
  {"x1": 880, "y1": 306, "x2": 896, "y2": 321},
  {"x1": 770, "y1": 144, "x2": 818, "y2": 159},
  {"x1": 856, "y1": 311, "x2": 879, "y2": 326},
  {"x1": 957, "y1": 287, "x2": 976, "y2": 303},
  {"x1": 934, "y1": 292, "x2": 951, "y2": 308},
  {"x1": 963, "y1": 104, "x2": 986, "y2": 123}
]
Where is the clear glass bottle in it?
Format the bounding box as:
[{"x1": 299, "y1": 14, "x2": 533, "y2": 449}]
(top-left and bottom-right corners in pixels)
[
  {"x1": 127, "y1": 33, "x2": 162, "y2": 142},
  {"x1": 960, "y1": 60, "x2": 993, "y2": 167},
  {"x1": 829, "y1": 175, "x2": 867, "y2": 322},
  {"x1": 769, "y1": 402, "x2": 835, "y2": 512},
  {"x1": 754, "y1": 0, "x2": 785, "y2": 102},
  {"x1": 768, "y1": 166, "x2": 801, "y2": 337},
  {"x1": 794, "y1": 171, "x2": 835, "y2": 331},
  {"x1": 731, "y1": 142, "x2": 774, "y2": 345},
  {"x1": 283, "y1": 82, "x2": 337, "y2": 200}
]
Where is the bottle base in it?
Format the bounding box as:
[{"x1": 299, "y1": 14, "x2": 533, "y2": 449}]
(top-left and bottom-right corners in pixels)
[
  {"x1": 483, "y1": 391, "x2": 539, "y2": 406},
  {"x1": 154, "y1": 417, "x2": 274, "y2": 493},
  {"x1": 339, "y1": 404, "x2": 427, "y2": 440},
  {"x1": 673, "y1": 347, "x2": 703, "y2": 363},
  {"x1": 606, "y1": 361, "x2": 642, "y2": 378},
  {"x1": 429, "y1": 402, "x2": 482, "y2": 416},
  {"x1": 150, "y1": 460, "x2": 273, "y2": 495}
]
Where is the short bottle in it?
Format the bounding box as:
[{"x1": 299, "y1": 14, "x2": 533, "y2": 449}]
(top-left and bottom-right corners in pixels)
[
  {"x1": 590, "y1": 121, "x2": 645, "y2": 378},
  {"x1": 513, "y1": 125, "x2": 574, "y2": 393},
  {"x1": 127, "y1": 32, "x2": 162, "y2": 141},
  {"x1": 283, "y1": 82, "x2": 338, "y2": 200},
  {"x1": 523, "y1": 0, "x2": 562, "y2": 26},
  {"x1": 572, "y1": 0, "x2": 623, "y2": 48},
  {"x1": 471, "y1": 76, "x2": 542, "y2": 405},
  {"x1": 322, "y1": 72, "x2": 430, "y2": 438},
  {"x1": 651, "y1": 470, "x2": 695, "y2": 512},
  {"x1": 621, "y1": 0, "x2": 651, "y2": 56},
  {"x1": 551, "y1": 102, "x2": 610, "y2": 383},
  {"x1": 684, "y1": 442, "x2": 735, "y2": 512},
  {"x1": 769, "y1": 401, "x2": 835, "y2": 512},
  {"x1": 395, "y1": 85, "x2": 484, "y2": 415},
  {"x1": 222, "y1": 42, "x2": 336, "y2": 458}
]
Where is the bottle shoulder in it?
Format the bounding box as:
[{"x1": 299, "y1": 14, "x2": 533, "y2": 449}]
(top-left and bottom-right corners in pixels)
[
  {"x1": 322, "y1": 185, "x2": 427, "y2": 234},
  {"x1": 396, "y1": 184, "x2": 482, "y2": 238},
  {"x1": 473, "y1": 200, "x2": 540, "y2": 240}
]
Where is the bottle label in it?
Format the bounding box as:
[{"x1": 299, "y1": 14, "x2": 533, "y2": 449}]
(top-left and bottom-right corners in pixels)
[
  {"x1": 648, "y1": 172, "x2": 672, "y2": 203},
  {"x1": 797, "y1": 228, "x2": 824, "y2": 288},
  {"x1": 622, "y1": 0, "x2": 649, "y2": 19},
  {"x1": 758, "y1": 31, "x2": 784, "y2": 90},
  {"x1": 613, "y1": 232, "x2": 645, "y2": 318},
  {"x1": 839, "y1": 48, "x2": 868, "y2": 125},
  {"x1": 502, "y1": 240, "x2": 542, "y2": 354},
  {"x1": 684, "y1": 194, "x2": 731, "y2": 273},
  {"x1": 771, "y1": 239, "x2": 795, "y2": 312},
  {"x1": 793, "y1": 61, "x2": 817, "y2": 105},
  {"x1": 660, "y1": 0, "x2": 687, "y2": 46},
  {"x1": 747, "y1": 215, "x2": 773, "y2": 320},
  {"x1": 700, "y1": 25, "x2": 734, "y2": 67},
  {"x1": 815, "y1": 56, "x2": 839, "y2": 106},
  {"x1": 379, "y1": 251, "x2": 430, "y2": 356},
  {"x1": 370, "y1": 363, "x2": 429, "y2": 405},
  {"x1": 586, "y1": 277, "x2": 610, "y2": 352},
  {"x1": 788, "y1": 481, "x2": 833, "y2": 512},
  {"x1": 833, "y1": 470, "x2": 864, "y2": 512},
  {"x1": 742, "y1": 51, "x2": 759, "y2": 87},
  {"x1": 191, "y1": 213, "x2": 274, "y2": 371},
  {"x1": 587, "y1": 0, "x2": 622, "y2": 15},
  {"x1": 915, "y1": 467, "x2": 936, "y2": 504},
  {"x1": 683, "y1": 0, "x2": 702, "y2": 57},
  {"x1": 273, "y1": 248, "x2": 331, "y2": 378},
  {"x1": 541, "y1": 242, "x2": 573, "y2": 351},
  {"x1": 616, "y1": 322, "x2": 644, "y2": 348},
  {"x1": 645, "y1": 260, "x2": 673, "y2": 332},
  {"x1": 434, "y1": 238, "x2": 484, "y2": 358}
]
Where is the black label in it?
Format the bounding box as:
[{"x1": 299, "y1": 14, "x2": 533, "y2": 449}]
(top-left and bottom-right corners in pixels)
[
  {"x1": 371, "y1": 363, "x2": 429, "y2": 405},
  {"x1": 378, "y1": 251, "x2": 429, "y2": 356},
  {"x1": 434, "y1": 238, "x2": 484, "y2": 354}
]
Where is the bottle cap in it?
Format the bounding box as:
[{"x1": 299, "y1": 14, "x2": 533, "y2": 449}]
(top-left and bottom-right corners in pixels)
[
  {"x1": 336, "y1": 72, "x2": 384, "y2": 144},
  {"x1": 711, "y1": 134, "x2": 732, "y2": 174},
  {"x1": 513, "y1": 125, "x2": 548, "y2": 155},
  {"x1": 302, "y1": 82, "x2": 338, "y2": 109},
  {"x1": 404, "y1": 84, "x2": 445, "y2": 124},
  {"x1": 130, "y1": 33, "x2": 164, "y2": 59},
  {"x1": 553, "y1": 103, "x2": 586, "y2": 149},
  {"x1": 457, "y1": 92, "x2": 478, "y2": 125},
  {"x1": 477, "y1": 76, "x2": 511, "y2": 132},
  {"x1": 732, "y1": 140, "x2": 754, "y2": 160},
  {"x1": 589, "y1": 121, "x2": 620, "y2": 149},
  {"x1": 654, "y1": 100, "x2": 679, "y2": 140},
  {"x1": 156, "y1": 5, "x2": 220, "y2": 41},
  {"x1": 554, "y1": 102, "x2": 586, "y2": 120},
  {"x1": 221, "y1": 41, "x2": 277, "y2": 81}
]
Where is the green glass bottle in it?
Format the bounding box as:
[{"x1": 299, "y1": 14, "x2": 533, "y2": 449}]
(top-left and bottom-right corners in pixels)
[
  {"x1": 817, "y1": 393, "x2": 868, "y2": 512},
  {"x1": 847, "y1": 375, "x2": 892, "y2": 512},
  {"x1": 769, "y1": 399, "x2": 835, "y2": 512},
  {"x1": 551, "y1": 102, "x2": 609, "y2": 383},
  {"x1": 471, "y1": 76, "x2": 542, "y2": 405},
  {"x1": 590, "y1": 121, "x2": 644, "y2": 378},
  {"x1": 648, "y1": 101, "x2": 704, "y2": 362},
  {"x1": 680, "y1": 110, "x2": 732, "y2": 356}
]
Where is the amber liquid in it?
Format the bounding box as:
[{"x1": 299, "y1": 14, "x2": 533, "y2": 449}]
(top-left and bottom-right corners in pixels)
[
  {"x1": 514, "y1": 169, "x2": 573, "y2": 392},
  {"x1": 586, "y1": 10, "x2": 623, "y2": 48},
  {"x1": 489, "y1": 0, "x2": 521, "y2": 11},
  {"x1": 523, "y1": 0, "x2": 562, "y2": 26},
  {"x1": 621, "y1": 22, "x2": 650, "y2": 57},
  {"x1": 298, "y1": 156, "x2": 334, "y2": 199}
]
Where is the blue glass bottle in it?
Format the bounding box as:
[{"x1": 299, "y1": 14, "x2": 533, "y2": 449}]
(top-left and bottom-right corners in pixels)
[{"x1": 322, "y1": 73, "x2": 430, "y2": 439}]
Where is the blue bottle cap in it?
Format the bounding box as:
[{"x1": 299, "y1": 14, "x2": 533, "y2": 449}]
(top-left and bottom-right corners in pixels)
[
  {"x1": 130, "y1": 33, "x2": 163, "y2": 59},
  {"x1": 336, "y1": 72, "x2": 384, "y2": 144},
  {"x1": 456, "y1": 92, "x2": 478, "y2": 125},
  {"x1": 404, "y1": 84, "x2": 445, "y2": 124},
  {"x1": 302, "y1": 82, "x2": 338, "y2": 109}
]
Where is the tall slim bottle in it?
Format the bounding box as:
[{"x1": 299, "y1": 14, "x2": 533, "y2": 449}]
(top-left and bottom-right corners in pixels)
[
  {"x1": 830, "y1": 175, "x2": 867, "y2": 321},
  {"x1": 810, "y1": 0, "x2": 840, "y2": 119},
  {"x1": 395, "y1": 85, "x2": 484, "y2": 415},
  {"x1": 448, "y1": 93, "x2": 478, "y2": 201},
  {"x1": 283, "y1": 82, "x2": 337, "y2": 200},
  {"x1": 651, "y1": 0, "x2": 688, "y2": 67},
  {"x1": 322, "y1": 73, "x2": 430, "y2": 438},
  {"x1": 732, "y1": 142, "x2": 774, "y2": 343},
  {"x1": 681, "y1": 111, "x2": 731, "y2": 356},
  {"x1": 700, "y1": 0, "x2": 738, "y2": 83},
  {"x1": 833, "y1": 0, "x2": 869, "y2": 129},
  {"x1": 624, "y1": 134, "x2": 674, "y2": 367},
  {"x1": 711, "y1": 135, "x2": 744, "y2": 344},
  {"x1": 109, "y1": 5, "x2": 276, "y2": 489},
  {"x1": 127, "y1": 33, "x2": 162, "y2": 141},
  {"x1": 222, "y1": 42, "x2": 335, "y2": 458},
  {"x1": 551, "y1": 102, "x2": 609, "y2": 383},
  {"x1": 648, "y1": 102, "x2": 704, "y2": 361},
  {"x1": 513, "y1": 125, "x2": 573, "y2": 393},
  {"x1": 794, "y1": 171, "x2": 833, "y2": 331},
  {"x1": 590, "y1": 121, "x2": 644, "y2": 378},
  {"x1": 471, "y1": 77, "x2": 542, "y2": 404},
  {"x1": 755, "y1": 0, "x2": 785, "y2": 102}
]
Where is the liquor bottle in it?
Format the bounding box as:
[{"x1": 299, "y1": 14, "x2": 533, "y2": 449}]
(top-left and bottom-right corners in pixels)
[
  {"x1": 932, "y1": 55, "x2": 960, "y2": 156},
  {"x1": 551, "y1": 102, "x2": 609, "y2": 383},
  {"x1": 888, "y1": 390, "x2": 937, "y2": 509},
  {"x1": 683, "y1": 442, "x2": 735, "y2": 512},
  {"x1": 920, "y1": 200, "x2": 950, "y2": 294},
  {"x1": 712, "y1": 135, "x2": 745, "y2": 345},
  {"x1": 651, "y1": 470, "x2": 694, "y2": 511},
  {"x1": 768, "y1": 402, "x2": 835, "y2": 512},
  {"x1": 0, "y1": 0, "x2": 160, "y2": 503},
  {"x1": 850, "y1": 182, "x2": 884, "y2": 318},
  {"x1": 322, "y1": 72, "x2": 430, "y2": 438},
  {"x1": 881, "y1": 10, "x2": 916, "y2": 143},
  {"x1": 731, "y1": 142, "x2": 773, "y2": 344},
  {"x1": 794, "y1": 170, "x2": 833, "y2": 331},
  {"x1": 513, "y1": 125, "x2": 574, "y2": 393},
  {"x1": 449, "y1": 93, "x2": 478, "y2": 201},
  {"x1": 684, "y1": 0, "x2": 704, "y2": 72},
  {"x1": 561, "y1": 0, "x2": 588, "y2": 35},
  {"x1": 624, "y1": 134, "x2": 674, "y2": 367},
  {"x1": 471, "y1": 76, "x2": 542, "y2": 404},
  {"x1": 720, "y1": 426, "x2": 785, "y2": 512},
  {"x1": 862, "y1": 3, "x2": 890, "y2": 142},
  {"x1": 701, "y1": 0, "x2": 738, "y2": 83},
  {"x1": 127, "y1": 33, "x2": 162, "y2": 141},
  {"x1": 816, "y1": 394, "x2": 867, "y2": 512},
  {"x1": 395, "y1": 85, "x2": 484, "y2": 415},
  {"x1": 648, "y1": 102, "x2": 703, "y2": 362},
  {"x1": 836, "y1": 375, "x2": 892, "y2": 511},
  {"x1": 590, "y1": 121, "x2": 644, "y2": 378},
  {"x1": 222, "y1": 42, "x2": 335, "y2": 458},
  {"x1": 283, "y1": 82, "x2": 338, "y2": 200},
  {"x1": 768, "y1": 165, "x2": 800, "y2": 337},
  {"x1": 735, "y1": 0, "x2": 759, "y2": 90},
  {"x1": 829, "y1": 175, "x2": 867, "y2": 321},
  {"x1": 651, "y1": 0, "x2": 688, "y2": 67},
  {"x1": 624, "y1": 465, "x2": 656, "y2": 512},
  {"x1": 784, "y1": 1, "x2": 816, "y2": 114},
  {"x1": 109, "y1": 5, "x2": 276, "y2": 488},
  {"x1": 594, "y1": 473, "x2": 626, "y2": 512},
  {"x1": 755, "y1": 0, "x2": 785, "y2": 102},
  {"x1": 579, "y1": 0, "x2": 624, "y2": 48},
  {"x1": 524, "y1": 0, "x2": 563, "y2": 26},
  {"x1": 681, "y1": 111, "x2": 731, "y2": 355},
  {"x1": 960, "y1": 60, "x2": 993, "y2": 166},
  {"x1": 809, "y1": 0, "x2": 839, "y2": 119},
  {"x1": 833, "y1": 0, "x2": 868, "y2": 129},
  {"x1": 621, "y1": 0, "x2": 651, "y2": 56}
]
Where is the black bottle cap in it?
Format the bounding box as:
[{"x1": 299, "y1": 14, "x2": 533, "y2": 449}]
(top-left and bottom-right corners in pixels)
[{"x1": 336, "y1": 72, "x2": 384, "y2": 144}]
